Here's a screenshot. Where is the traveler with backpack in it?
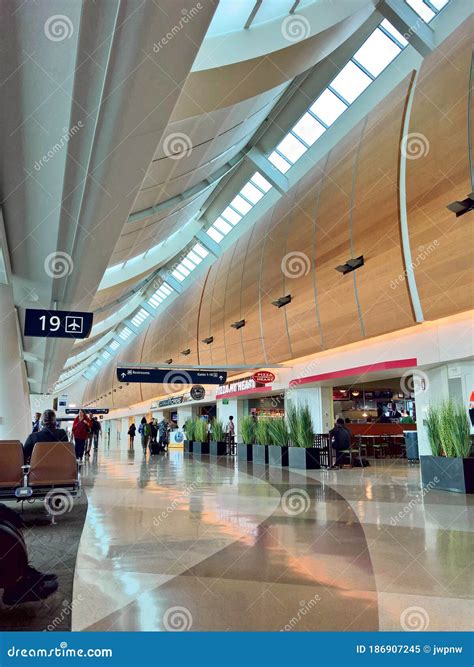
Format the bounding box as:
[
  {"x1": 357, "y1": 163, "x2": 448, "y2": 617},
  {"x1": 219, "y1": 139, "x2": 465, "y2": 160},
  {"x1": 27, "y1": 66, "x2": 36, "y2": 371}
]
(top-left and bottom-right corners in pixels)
[
  {"x1": 128, "y1": 422, "x2": 136, "y2": 448},
  {"x1": 138, "y1": 417, "x2": 150, "y2": 452}
]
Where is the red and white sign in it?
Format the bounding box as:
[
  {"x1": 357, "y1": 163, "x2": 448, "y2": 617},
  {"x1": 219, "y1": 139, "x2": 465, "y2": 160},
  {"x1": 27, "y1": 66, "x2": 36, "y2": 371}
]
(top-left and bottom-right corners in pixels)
[{"x1": 253, "y1": 371, "x2": 275, "y2": 384}]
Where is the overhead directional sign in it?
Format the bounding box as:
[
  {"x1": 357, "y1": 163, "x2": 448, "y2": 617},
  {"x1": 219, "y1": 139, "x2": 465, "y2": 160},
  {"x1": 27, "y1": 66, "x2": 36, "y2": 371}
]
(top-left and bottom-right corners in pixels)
[
  {"x1": 116, "y1": 368, "x2": 227, "y2": 385},
  {"x1": 24, "y1": 309, "x2": 93, "y2": 339}
]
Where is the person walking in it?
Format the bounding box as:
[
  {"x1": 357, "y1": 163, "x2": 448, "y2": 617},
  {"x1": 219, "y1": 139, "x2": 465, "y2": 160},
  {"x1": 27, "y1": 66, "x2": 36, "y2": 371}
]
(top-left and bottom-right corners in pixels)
[
  {"x1": 91, "y1": 417, "x2": 101, "y2": 450},
  {"x1": 138, "y1": 417, "x2": 150, "y2": 451},
  {"x1": 72, "y1": 410, "x2": 92, "y2": 461},
  {"x1": 226, "y1": 416, "x2": 235, "y2": 455},
  {"x1": 128, "y1": 422, "x2": 136, "y2": 448},
  {"x1": 157, "y1": 418, "x2": 169, "y2": 452}
]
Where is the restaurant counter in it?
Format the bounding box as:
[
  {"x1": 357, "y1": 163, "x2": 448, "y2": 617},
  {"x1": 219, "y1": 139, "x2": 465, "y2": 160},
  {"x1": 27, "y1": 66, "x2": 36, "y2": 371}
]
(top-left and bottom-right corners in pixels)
[{"x1": 347, "y1": 423, "x2": 416, "y2": 437}]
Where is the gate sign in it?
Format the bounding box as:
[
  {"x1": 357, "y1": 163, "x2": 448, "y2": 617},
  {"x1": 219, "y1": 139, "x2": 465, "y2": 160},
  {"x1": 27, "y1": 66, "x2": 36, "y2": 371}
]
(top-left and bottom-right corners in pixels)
[
  {"x1": 253, "y1": 371, "x2": 275, "y2": 384},
  {"x1": 65, "y1": 408, "x2": 109, "y2": 415},
  {"x1": 24, "y1": 309, "x2": 93, "y2": 339},
  {"x1": 116, "y1": 368, "x2": 227, "y2": 386}
]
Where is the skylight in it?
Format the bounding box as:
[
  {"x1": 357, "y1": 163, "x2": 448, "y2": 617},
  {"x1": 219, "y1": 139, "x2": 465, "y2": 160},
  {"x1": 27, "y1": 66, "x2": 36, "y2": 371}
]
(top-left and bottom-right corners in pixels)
[
  {"x1": 267, "y1": 19, "x2": 407, "y2": 174},
  {"x1": 147, "y1": 282, "x2": 172, "y2": 309},
  {"x1": 131, "y1": 307, "x2": 150, "y2": 328},
  {"x1": 406, "y1": 0, "x2": 449, "y2": 22},
  {"x1": 171, "y1": 243, "x2": 209, "y2": 283},
  {"x1": 110, "y1": 340, "x2": 121, "y2": 351},
  {"x1": 206, "y1": 172, "x2": 273, "y2": 245},
  {"x1": 119, "y1": 327, "x2": 133, "y2": 341}
]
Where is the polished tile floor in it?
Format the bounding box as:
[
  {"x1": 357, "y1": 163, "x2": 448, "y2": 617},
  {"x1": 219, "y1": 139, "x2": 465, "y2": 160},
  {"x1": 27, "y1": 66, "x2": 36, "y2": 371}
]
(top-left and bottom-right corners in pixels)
[{"x1": 72, "y1": 444, "x2": 474, "y2": 632}]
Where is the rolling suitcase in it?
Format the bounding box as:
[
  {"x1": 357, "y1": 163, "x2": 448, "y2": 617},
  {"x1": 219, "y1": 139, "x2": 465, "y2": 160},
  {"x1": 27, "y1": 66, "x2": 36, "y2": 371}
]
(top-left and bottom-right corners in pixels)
[{"x1": 149, "y1": 440, "x2": 160, "y2": 455}]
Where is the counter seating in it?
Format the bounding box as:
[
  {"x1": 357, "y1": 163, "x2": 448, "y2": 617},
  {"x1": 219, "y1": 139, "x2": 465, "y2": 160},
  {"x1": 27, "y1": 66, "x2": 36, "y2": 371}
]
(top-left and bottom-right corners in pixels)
[{"x1": 0, "y1": 440, "x2": 81, "y2": 518}]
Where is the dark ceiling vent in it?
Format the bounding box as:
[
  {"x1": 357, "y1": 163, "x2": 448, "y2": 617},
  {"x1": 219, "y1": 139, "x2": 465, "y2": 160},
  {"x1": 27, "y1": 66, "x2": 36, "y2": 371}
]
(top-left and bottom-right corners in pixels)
[
  {"x1": 335, "y1": 255, "x2": 364, "y2": 275},
  {"x1": 202, "y1": 336, "x2": 214, "y2": 344},
  {"x1": 231, "y1": 319, "x2": 246, "y2": 330},
  {"x1": 181, "y1": 349, "x2": 191, "y2": 356},
  {"x1": 271, "y1": 294, "x2": 292, "y2": 308},
  {"x1": 165, "y1": 358, "x2": 173, "y2": 364}
]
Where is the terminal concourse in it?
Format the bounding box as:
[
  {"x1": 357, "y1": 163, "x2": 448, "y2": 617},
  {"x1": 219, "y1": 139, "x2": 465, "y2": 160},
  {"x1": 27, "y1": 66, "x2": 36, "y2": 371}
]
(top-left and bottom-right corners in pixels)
[{"x1": 0, "y1": 0, "x2": 472, "y2": 652}]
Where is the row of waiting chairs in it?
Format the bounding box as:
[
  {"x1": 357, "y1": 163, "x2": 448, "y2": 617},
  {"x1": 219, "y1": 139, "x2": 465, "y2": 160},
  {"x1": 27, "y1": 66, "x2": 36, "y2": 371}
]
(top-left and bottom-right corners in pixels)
[{"x1": 0, "y1": 441, "x2": 81, "y2": 521}]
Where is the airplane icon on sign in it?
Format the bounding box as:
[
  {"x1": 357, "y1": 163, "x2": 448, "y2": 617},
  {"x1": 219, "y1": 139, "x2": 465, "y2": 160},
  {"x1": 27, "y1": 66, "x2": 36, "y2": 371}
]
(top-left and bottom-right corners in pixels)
[{"x1": 65, "y1": 316, "x2": 84, "y2": 334}]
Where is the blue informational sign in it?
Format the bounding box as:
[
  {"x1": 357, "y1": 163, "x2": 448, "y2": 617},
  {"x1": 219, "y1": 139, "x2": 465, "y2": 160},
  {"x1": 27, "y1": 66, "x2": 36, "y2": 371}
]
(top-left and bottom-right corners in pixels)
[
  {"x1": 116, "y1": 368, "x2": 227, "y2": 385},
  {"x1": 65, "y1": 408, "x2": 109, "y2": 415},
  {"x1": 24, "y1": 309, "x2": 93, "y2": 339}
]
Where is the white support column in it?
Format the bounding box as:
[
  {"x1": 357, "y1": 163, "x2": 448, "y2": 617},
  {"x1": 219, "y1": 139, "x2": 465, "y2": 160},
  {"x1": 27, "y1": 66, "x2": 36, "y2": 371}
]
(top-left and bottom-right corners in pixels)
[
  {"x1": 177, "y1": 404, "x2": 195, "y2": 428},
  {"x1": 0, "y1": 284, "x2": 31, "y2": 441},
  {"x1": 216, "y1": 399, "x2": 246, "y2": 440},
  {"x1": 285, "y1": 386, "x2": 333, "y2": 434}
]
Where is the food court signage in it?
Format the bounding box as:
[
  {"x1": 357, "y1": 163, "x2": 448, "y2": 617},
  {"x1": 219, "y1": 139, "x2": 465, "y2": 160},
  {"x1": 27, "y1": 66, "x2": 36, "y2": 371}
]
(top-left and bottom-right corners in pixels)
[
  {"x1": 158, "y1": 396, "x2": 184, "y2": 408},
  {"x1": 253, "y1": 371, "x2": 275, "y2": 384},
  {"x1": 216, "y1": 375, "x2": 266, "y2": 398}
]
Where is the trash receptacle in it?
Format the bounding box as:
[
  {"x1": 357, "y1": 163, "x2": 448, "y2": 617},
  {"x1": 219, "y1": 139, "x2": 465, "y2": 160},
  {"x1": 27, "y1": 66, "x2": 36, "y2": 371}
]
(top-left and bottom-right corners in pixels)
[{"x1": 404, "y1": 431, "x2": 419, "y2": 462}]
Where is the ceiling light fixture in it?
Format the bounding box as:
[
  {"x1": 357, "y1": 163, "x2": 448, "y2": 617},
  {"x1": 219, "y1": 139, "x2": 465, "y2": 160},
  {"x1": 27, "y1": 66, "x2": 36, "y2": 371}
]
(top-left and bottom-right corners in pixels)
[
  {"x1": 446, "y1": 192, "x2": 474, "y2": 217},
  {"x1": 165, "y1": 358, "x2": 173, "y2": 364},
  {"x1": 181, "y1": 349, "x2": 191, "y2": 356},
  {"x1": 271, "y1": 294, "x2": 292, "y2": 308},
  {"x1": 231, "y1": 319, "x2": 246, "y2": 330},
  {"x1": 335, "y1": 255, "x2": 364, "y2": 275},
  {"x1": 202, "y1": 336, "x2": 214, "y2": 344}
]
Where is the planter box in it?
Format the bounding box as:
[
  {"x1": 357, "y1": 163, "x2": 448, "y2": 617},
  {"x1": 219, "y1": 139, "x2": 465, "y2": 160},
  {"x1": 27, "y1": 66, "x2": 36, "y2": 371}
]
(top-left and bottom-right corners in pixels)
[
  {"x1": 421, "y1": 455, "x2": 474, "y2": 493},
  {"x1": 288, "y1": 447, "x2": 321, "y2": 470},
  {"x1": 183, "y1": 440, "x2": 193, "y2": 453},
  {"x1": 252, "y1": 444, "x2": 269, "y2": 464},
  {"x1": 268, "y1": 445, "x2": 289, "y2": 467},
  {"x1": 193, "y1": 441, "x2": 210, "y2": 455},
  {"x1": 210, "y1": 441, "x2": 227, "y2": 456},
  {"x1": 237, "y1": 443, "x2": 253, "y2": 461}
]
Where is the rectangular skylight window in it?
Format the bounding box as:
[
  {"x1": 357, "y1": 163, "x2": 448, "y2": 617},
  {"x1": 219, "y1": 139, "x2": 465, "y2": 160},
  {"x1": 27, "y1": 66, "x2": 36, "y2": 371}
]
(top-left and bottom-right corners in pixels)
[
  {"x1": 110, "y1": 340, "x2": 121, "y2": 351},
  {"x1": 240, "y1": 182, "x2": 264, "y2": 204},
  {"x1": 181, "y1": 257, "x2": 196, "y2": 271},
  {"x1": 186, "y1": 250, "x2": 202, "y2": 265},
  {"x1": 406, "y1": 0, "x2": 435, "y2": 21},
  {"x1": 172, "y1": 268, "x2": 187, "y2": 282},
  {"x1": 330, "y1": 61, "x2": 372, "y2": 103},
  {"x1": 207, "y1": 226, "x2": 224, "y2": 243},
  {"x1": 119, "y1": 327, "x2": 133, "y2": 341},
  {"x1": 230, "y1": 194, "x2": 252, "y2": 215},
  {"x1": 221, "y1": 206, "x2": 241, "y2": 225},
  {"x1": 430, "y1": 0, "x2": 449, "y2": 8},
  {"x1": 353, "y1": 28, "x2": 401, "y2": 77},
  {"x1": 102, "y1": 350, "x2": 111, "y2": 360},
  {"x1": 292, "y1": 113, "x2": 325, "y2": 146},
  {"x1": 310, "y1": 89, "x2": 347, "y2": 126},
  {"x1": 131, "y1": 308, "x2": 150, "y2": 327},
  {"x1": 193, "y1": 243, "x2": 208, "y2": 258},
  {"x1": 213, "y1": 217, "x2": 232, "y2": 234},
  {"x1": 268, "y1": 151, "x2": 291, "y2": 174},
  {"x1": 380, "y1": 19, "x2": 408, "y2": 47},
  {"x1": 250, "y1": 172, "x2": 272, "y2": 192},
  {"x1": 275, "y1": 133, "x2": 307, "y2": 163}
]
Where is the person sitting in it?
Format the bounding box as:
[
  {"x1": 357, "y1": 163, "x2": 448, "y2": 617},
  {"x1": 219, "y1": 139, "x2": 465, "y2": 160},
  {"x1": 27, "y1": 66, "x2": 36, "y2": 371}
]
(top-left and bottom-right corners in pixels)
[
  {"x1": 0, "y1": 503, "x2": 58, "y2": 605},
  {"x1": 23, "y1": 409, "x2": 68, "y2": 464},
  {"x1": 329, "y1": 418, "x2": 351, "y2": 468},
  {"x1": 32, "y1": 412, "x2": 41, "y2": 433}
]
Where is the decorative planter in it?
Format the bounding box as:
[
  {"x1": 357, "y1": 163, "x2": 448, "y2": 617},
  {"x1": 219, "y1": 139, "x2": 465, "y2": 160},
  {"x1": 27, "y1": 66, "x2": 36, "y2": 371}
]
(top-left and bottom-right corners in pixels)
[
  {"x1": 210, "y1": 441, "x2": 227, "y2": 456},
  {"x1": 421, "y1": 455, "x2": 474, "y2": 493},
  {"x1": 183, "y1": 440, "x2": 193, "y2": 453},
  {"x1": 268, "y1": 445, "x2": 289, "y2": 467},
  {"x1": 288, "y1": 447, "x2": 321, "y2": 470},
  {"x1": 193, "y1": 441, "x2": 210, "y2": 455},
  {"x1": 237, "y1": 443, "x2": 253, "y2": 461},
  {"x1": 252, "y1": 444, "x2": 269, "y2": 464}
]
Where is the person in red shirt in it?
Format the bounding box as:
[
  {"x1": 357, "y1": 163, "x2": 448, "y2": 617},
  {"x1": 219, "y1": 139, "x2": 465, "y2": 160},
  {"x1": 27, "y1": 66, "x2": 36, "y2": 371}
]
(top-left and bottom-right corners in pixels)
[{"x1": 72, "y1": 410, "x2": 92, "y2": 461}]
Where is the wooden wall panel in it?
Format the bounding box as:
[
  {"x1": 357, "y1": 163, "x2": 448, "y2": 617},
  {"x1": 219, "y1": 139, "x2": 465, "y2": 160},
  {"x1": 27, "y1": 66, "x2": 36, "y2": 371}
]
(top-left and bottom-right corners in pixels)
[
  {"x1": 406, "y1": 18, "x2": 474, "y2": 320},
  {"x1": 209, "y1": 254, "x2": 230, "y2": 365},
  {"x1": 259, "y1": 193, "x2": 294, "y2": 363},
  {"x1": 352, "y1": 75, "x2": 415, "y2": 337},
  {"x1": 197, "y1": 262, "x2": 219, "y2": 367},
  {"x1": 224, "y1": 235, "x2": 247, "y2": 364},
  {"x1": 285, "y1": 167, "x2": 325, "y2": 358},
  {"x1": 315, "y1": 129, "x2": 364, "y2": 350},
  {"x1": 239, "y1": 211, "x2": 270, "y2": 364},
  {"x1": 111, "y1": 333, "x2": 145, "y2": 408}
]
